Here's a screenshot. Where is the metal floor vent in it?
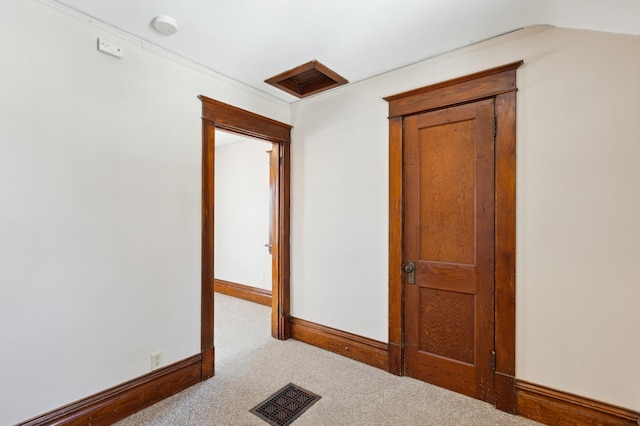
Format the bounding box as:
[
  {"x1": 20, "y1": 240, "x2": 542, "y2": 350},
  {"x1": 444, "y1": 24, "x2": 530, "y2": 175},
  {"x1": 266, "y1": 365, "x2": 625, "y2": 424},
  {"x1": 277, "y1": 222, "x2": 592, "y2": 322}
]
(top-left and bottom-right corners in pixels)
[{"x1": 250, "y1": 383, "x2": 321, "y2": 426}]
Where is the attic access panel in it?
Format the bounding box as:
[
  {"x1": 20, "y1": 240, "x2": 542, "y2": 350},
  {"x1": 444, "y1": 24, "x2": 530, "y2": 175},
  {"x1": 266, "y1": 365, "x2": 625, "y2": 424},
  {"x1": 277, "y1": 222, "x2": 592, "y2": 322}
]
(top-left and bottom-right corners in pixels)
[{"x1": 265, "y1": 60, "x2": 348, "y2": 98}]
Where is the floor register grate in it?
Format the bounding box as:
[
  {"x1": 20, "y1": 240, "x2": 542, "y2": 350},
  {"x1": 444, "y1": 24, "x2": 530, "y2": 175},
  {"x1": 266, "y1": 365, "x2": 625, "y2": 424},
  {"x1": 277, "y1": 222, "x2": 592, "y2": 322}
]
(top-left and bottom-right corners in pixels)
[{"x1": 250, "y1": 383, "x2": 321, "y2": 426}]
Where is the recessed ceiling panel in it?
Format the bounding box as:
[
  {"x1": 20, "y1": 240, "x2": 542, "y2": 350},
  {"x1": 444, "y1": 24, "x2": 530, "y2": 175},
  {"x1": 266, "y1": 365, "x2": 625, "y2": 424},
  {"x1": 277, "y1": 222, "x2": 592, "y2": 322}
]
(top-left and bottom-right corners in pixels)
[{"x1": 265, "y1": 60, "x2": 348, "y2": 98}]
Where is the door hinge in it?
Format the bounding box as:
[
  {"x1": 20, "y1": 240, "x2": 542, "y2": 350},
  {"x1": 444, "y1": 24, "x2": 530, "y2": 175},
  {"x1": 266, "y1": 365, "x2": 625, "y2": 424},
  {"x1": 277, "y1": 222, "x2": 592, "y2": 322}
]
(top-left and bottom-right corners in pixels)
[
  {"x1": 493, "y1": 117, "x2": 497, "y2": 138},
  {"x1": 490, "y1": 350, "x2": 496, "y2": 371}
]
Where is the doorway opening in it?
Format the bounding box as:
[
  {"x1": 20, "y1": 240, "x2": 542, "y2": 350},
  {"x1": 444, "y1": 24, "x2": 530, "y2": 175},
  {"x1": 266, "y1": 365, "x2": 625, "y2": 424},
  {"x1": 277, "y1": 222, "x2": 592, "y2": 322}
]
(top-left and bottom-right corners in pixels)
[
  {"x1": 213, "y1": 132, "x2": 274, "y2": 306},
  {"x1": 198, "y1": 96, "x2": 292, "y2": 379}
]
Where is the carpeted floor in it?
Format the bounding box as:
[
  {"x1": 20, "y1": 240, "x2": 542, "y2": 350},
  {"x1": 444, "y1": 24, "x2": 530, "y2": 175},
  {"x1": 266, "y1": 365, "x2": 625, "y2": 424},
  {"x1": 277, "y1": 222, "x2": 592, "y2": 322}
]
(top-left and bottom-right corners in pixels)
[{"x1": 116, "y1": 294, "x2": 541, "y2": 425}]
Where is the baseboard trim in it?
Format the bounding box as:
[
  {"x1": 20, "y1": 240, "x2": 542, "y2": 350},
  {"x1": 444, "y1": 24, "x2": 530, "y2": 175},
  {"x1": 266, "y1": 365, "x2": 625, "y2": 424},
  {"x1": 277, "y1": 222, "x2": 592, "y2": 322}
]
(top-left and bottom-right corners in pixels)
[
  {"x1": 214, "y1": 279, "x2": 272, "y2": 307},
  {"x1": 516, "y1": 380, "x2": 639, "y2": 426},
  {"x1": 290, "y1": 317, "x2": 388, "y2": 371},
  {"x1": 19, "y1": 354, "x2": 202, "y2": 426}
]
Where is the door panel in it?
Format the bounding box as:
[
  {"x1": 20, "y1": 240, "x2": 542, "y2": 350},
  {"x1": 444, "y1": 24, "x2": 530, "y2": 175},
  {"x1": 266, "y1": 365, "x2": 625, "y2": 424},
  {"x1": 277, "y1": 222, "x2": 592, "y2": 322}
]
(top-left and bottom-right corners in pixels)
[
  {"x1": 419, "y1": 288, "x2": 475, "y2": 363},
  {"x1": 418, "y1": 120, "x2": 476, "y2": 265},
  {"x1": 403, "y1": 99, "x2": 495, "y2": 402}
]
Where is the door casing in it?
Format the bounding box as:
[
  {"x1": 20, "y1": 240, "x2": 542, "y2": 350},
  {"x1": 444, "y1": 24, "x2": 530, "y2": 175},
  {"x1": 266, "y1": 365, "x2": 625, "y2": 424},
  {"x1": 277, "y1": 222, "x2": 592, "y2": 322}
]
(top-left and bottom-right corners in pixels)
[
  {"x1": 384, "y1": 61, "x2": 522, "y2": 412},
  {"x1": 199, "y1": 96, "x2": 292, "y2": 380}
]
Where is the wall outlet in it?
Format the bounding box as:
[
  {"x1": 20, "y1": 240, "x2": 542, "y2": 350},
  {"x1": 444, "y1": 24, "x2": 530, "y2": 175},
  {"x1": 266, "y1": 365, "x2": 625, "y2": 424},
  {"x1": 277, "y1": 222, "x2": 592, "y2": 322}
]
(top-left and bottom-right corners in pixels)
[
  {"x1": 151, "y1": 351, "x2": 162, "y2": 370},
  {"x1": 259, "y1": 272, "x2": 264, "y2": 281}
]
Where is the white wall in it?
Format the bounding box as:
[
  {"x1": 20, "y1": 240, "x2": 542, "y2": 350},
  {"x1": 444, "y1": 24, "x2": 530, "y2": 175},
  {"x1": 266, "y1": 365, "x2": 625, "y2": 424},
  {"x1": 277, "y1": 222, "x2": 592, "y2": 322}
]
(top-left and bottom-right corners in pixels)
[
  {"x1": 215, "y1": 138, "x2": 272, "y2": 290},
  {"x1": 0, "y1": 1, "x2": 288, "y2": 424},
  {"x1": 290, "y1": 26, "x2": 640, "y2": 410}
]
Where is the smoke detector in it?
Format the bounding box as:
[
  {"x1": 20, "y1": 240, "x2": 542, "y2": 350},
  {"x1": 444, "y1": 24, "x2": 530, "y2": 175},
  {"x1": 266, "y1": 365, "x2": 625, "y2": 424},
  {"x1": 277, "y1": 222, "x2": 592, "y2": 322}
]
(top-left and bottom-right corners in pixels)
[{"x1": 152, "y1": 15, "x2": 178, "y2": 35}]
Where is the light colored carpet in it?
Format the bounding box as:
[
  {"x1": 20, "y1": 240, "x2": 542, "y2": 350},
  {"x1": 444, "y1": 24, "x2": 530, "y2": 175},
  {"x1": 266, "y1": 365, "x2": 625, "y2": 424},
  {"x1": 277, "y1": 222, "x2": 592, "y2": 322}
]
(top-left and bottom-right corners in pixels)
[{"x1": 116, "y1": 294, "x2": 541, "y2": 426}]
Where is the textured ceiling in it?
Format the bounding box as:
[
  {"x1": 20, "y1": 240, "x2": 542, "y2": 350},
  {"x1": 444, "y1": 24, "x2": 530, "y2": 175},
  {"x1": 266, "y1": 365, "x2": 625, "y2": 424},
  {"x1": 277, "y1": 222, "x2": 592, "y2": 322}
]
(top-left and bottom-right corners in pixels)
[{"x1": 50, "y1": 0, "x2": 640, "y2": 102}]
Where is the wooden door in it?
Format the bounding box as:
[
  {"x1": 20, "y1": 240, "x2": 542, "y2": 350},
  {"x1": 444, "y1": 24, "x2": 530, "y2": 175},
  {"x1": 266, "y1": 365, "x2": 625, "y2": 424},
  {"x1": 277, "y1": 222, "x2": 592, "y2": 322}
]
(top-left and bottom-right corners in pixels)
[{"x1": 403, "y1": 98, "x2": 496, "y2": 402}]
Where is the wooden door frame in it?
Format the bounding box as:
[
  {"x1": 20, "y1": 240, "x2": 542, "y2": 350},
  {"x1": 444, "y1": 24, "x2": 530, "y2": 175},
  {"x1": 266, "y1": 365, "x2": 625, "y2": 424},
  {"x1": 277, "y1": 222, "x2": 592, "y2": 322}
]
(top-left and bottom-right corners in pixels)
[
  {"x1": 198, "y1": 96, "x2": 292, "y2": 380},
  {"x1": 384, "y1": 61, "x2": 523, "y2": 412}
]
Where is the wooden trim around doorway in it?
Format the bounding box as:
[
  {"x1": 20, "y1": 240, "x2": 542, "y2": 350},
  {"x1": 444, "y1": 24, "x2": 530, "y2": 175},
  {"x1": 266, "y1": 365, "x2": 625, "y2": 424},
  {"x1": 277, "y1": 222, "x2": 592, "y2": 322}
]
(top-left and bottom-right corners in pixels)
[
  {"x1": 201, "y1": 114, "x2": 216, "y2": 380},
  {"x1": 199, "y1": 97, "x2": 292, "y2": 379},
  {"x1": 385, "y1": 61, "x2": 523, "y2": 413}
]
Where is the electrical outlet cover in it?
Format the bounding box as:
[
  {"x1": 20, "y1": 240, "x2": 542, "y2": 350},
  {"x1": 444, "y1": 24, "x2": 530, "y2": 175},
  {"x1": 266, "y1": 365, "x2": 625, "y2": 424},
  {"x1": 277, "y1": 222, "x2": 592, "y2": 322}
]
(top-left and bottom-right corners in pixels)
[{"x1": 151, "y1": 351, "x2": 162, "y2": 370}]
